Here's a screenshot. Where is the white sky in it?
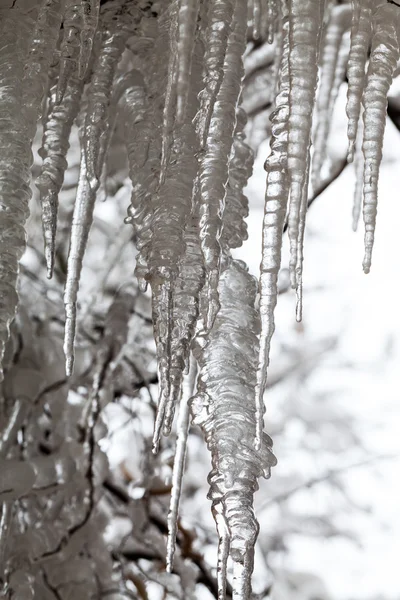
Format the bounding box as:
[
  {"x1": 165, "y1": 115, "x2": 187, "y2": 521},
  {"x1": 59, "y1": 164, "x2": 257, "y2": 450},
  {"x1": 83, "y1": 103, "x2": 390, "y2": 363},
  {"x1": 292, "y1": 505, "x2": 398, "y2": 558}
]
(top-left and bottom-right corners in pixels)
[{"x1": 241, "y1": 85, "x2": 400, "y2": 600}]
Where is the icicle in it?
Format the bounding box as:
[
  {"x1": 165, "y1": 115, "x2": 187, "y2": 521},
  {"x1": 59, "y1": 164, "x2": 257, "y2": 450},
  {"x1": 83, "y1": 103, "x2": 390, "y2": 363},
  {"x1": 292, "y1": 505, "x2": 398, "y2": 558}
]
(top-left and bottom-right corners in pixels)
[
  {"x1": 361, "y1": 3, "x2": 399, "y2": 273},
  {"x1": 25, "y1": 0, "x2": 66, "y2": 119},
  {"x1": 36, "y1": 75, "x2": 85, "y2": 278},
  {"x1": 191, "y1": 259, "x2": 276, "y2": 600},
  {"x1": 255, "y1": 9, "x2": 290, "y2": 450},
  {"x1": 57, "y1": 0, "x2": 84, "y2": 103},
  {"x1": 253, "y1": 0, "x2": 262, "y2": 40},
  {"x1": 312, "y1": 5, "x2": 352, "y2": 189},
  {"x1": 294, "y1": 148, "x2": 310, "y2": 323},
  {"x1": 160, "y1": 1, "x2": 179, "y2": 184},
  {"x1": 164, "y1": 219, "x2": 205, "y2": 434},
  {"x1": 287, "y1": 0, "x2": 324, "y2": 290},
  {"x1": 346, "y1": 0, "x2": 373, "y2": 162},
  {"x1": 195, "y1": 0, "x2": 236, "y2": 148},
  {"x1": 79, "y1": 0, "x2": 100, "y2": 79},
  {"x1": 166, "y1": 358, "x2": 197, "y2": 572},
  {"x1": 266, "y1": 0, "x2": 279, "y2": 44},
  {"x1": 83, "y1": 4, "x2": 140, "y2": 190},
  {"x1": 176, "y1": 0, "x2": 201, "y2": 123},
  {"x1": 199, "y1": 0, "x2": 247, "y2": 331},
  {"x1": 214, "y1": 503, "x2": 230, "y2": 600},
  {"x1": 150, "y1": 120, "x2": 200, "y2": 450},
  {"x1": 63, "y1": 155, "x2": 96, "y2": 376},
  {"x1": 352, "y1": 117, "x2": 364, "y2": 231},
  {"x1": 0, "y1": 7, "x2": 59, "y2": 378},
  {"x1": 221, "y1": 107, "x2": 252, "y2": 252}
]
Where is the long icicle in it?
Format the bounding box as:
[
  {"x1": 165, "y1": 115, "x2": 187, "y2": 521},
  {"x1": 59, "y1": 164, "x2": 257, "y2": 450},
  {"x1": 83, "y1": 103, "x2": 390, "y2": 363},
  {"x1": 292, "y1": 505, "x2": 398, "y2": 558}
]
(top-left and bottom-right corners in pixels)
[
  {"x1": 63, "y1": 154, "x2": 96, "y2": 376},
  {"x1": 36, "y1": 75, "x2": 85, "y2": 278},
  {"x1": 287, "y1": 0, "x2": 324, "y2": 290},
  {"x1": 166, "y1": 358, "x2": 197, "y2": 572},
  {"x1": 345, "y1": 0, "x2": 373, "y2": 162},
  {"x1": 191, "y1": 258, "x2": 277, "y2": 600},
  {"x1": 255, "y1": 7, "x2": 290, "y2": 450},
  {"x1": 198, "y1": 0, "x2": 247, "y2": 331},
  {"x1": 57, "y1": 0, "x2": 84, "y2": 103},
  {"x1": 176, "y1": 0, "x2": 201, "y2": 124},
  {"x1": 312, "y1": 4, "x2": 352, "y2": 189},
  {"x1": 160, "y1": 0, "x2": 179, "y2": 184},
  {"x1": 361, "y1": 3, "x2": 399, "y2": 274},
  {"x1": 79, "y1": 0, "x2": 100, "y2": 79}
]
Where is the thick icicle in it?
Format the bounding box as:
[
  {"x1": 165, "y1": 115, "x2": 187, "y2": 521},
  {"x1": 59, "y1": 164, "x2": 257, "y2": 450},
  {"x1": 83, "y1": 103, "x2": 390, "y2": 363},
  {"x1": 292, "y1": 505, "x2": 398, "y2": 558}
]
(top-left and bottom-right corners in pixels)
[
  {"x1": 361, "y1": 4, "x2": 399, "y2": 273},
  {"x1": 255, "y1": 9, "x2": 290, "y2": 450},
  {"x1": 151, "y1": 118, "x2": 200, "y2": 450},
  {"x1": 176, "y1": 0, "x2": 201, "y2": 123},
  {"x1": 164, "y1": 219, "x2": 205, "y2": 434},
  {"x1": 79, "y1": 0, "x2": 100, "y2": 78},
  {"x1": 198, "y1": 0, "x2": 247, "y2": 331},
  {"x1": 346, "y1": 0, "x2": 373, "y2": 162},
  {"x1": 36, "y1": 75, "x2": 85, "y2": 278},
  {"x1": 287, "y1": 0, "x2": 324, "y2": 289},
  {"x1": 83, "y1": 2, "x2": 140, "y2": 189},
  {"x1": 195, "y1": 0, "x2": 236, "y2": 148},
  {"x1": 57, "y1": 0, "x2": 84, "y2": 103},
  {"x1": 63, "y1": 155, "x2": 96, "y2": 376},
  {"x1": 312, "y1": 5, "x2": 352, "y2": 189},
  {"x1": 191, "y1": 259, "x2": 276, "y2": 600},
  {"x1": 166, "y1": 358, "x2": 197, "y2": 572}
]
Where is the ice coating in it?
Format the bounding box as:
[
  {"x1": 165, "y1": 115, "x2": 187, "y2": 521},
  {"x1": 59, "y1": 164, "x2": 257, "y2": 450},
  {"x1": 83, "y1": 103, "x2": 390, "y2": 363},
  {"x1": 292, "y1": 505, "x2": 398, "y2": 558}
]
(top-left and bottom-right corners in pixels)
[
  {"x1": 361, "y1": 3, "x2": 400, "y2": 273},
  {"x1": 198, "y1": 0, "x2": 247, "y2": 331},
  {"x1": 36, "y1": 75, "x2": 85, "y2": 278},
  {"x1": 255, "y1": 8, "x2": 290, "y2": 450},
  {"x1": 191, "y1": 259, "x2": 277, "y2": 600},
  {"x1": 287, "y1": 0, "x2": 324, "y2": 290}
]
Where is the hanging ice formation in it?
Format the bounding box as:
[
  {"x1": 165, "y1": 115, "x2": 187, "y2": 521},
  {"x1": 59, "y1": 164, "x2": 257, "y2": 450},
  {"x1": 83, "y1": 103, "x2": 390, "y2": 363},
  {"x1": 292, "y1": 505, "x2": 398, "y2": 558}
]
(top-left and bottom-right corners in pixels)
[
  {"x1": 191, "y1": 259, "x2": 277, "y2": 600},
  {"x1": 2, "y1": 0, "x2": 400, "y2": 597}
]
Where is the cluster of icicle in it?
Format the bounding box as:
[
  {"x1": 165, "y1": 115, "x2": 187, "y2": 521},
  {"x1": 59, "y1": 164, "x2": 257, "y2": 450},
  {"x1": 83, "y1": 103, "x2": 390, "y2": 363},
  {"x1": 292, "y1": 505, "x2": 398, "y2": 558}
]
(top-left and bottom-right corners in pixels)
[{"x1": 1, "y1": 0, "x2": 400, "y2": 597}]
